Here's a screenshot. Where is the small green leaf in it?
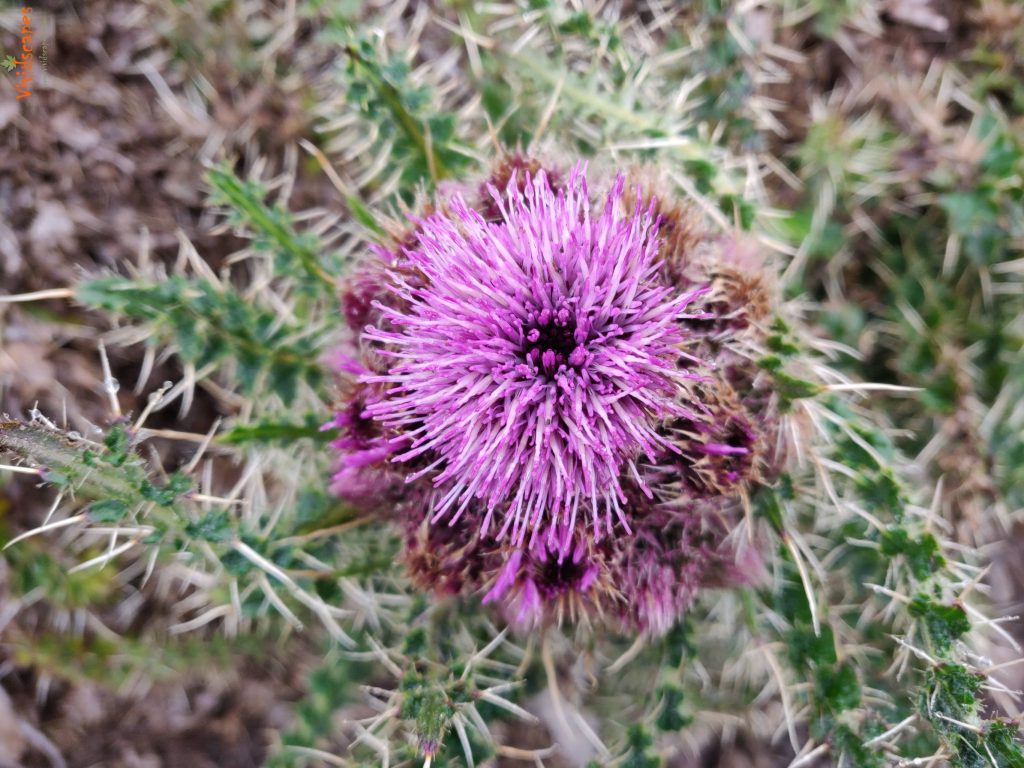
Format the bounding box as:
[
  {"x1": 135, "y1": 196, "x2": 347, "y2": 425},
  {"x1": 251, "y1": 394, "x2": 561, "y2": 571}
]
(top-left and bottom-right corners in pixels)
[
  {"x1": 654, "y1": 684, "x2": 692, "y2": 732},
  {"x1": 88, "y1": 499, "x2": 130, "y2": 523},
  {"x1": 139, "y1": 472, "x2": 190, "y2": 507},
  {"x1": 345, "y1": 194, "x2": 386, "y2": 236},
  {"x1": 104, "y1": 425, "x2": 132, "y2": 467},
  {"x1": 814, "y1": 663, "x2": 861, "y2": 713},
  {"x1": 185, "y1": 510, "x2": 233, "y2": 542},
  {"x1": 909, "y1": 597, "x2": 971, "y2": 655},
  {"x1": 218, "y1": 418, "x2": 336, "y2": 445}
]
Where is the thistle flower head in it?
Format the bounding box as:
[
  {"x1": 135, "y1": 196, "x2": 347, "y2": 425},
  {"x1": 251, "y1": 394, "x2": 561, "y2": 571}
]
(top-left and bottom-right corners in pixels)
[
  {"x1": 476, "y1": 153, "x2": 560, "y2": 222},
  {"x1": 621, "y1": 169, "x2": 703, "y2": 286},
  {"x1": 474, "y1": 496, "x2": 756, "y2": 635},
  {"x1": 323, "y1": 368, "x2": 403, "y2": 510},
  {"x1": 481, "y1": 523, "x2": 616, "y2": 626},
  {"x1": 616, "y1": 509, "x2": 722, "y2": 636},
  {"x1": 340, "y1": 262, "x2": 387, "y2": 331},
  {"x1": 327, "y1": 155, "x2": 786, "y2": 636},
  {"x1": 682, "y1": 244, "x2": 771, "y2": 338},
  {"x1": 362, "y1": 165, "x2": 705, "y2": 546},
  {"x1": 404, "y1": 515, "x2": 487, "y2": 597},
  {"x1": 657, "y1": 383, "x2": 761, "y2": 498}
]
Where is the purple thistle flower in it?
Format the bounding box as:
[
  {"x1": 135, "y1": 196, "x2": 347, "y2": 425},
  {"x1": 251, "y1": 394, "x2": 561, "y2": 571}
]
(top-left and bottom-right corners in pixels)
[
  {"x1": 616, "y1": 511, "x2": 713, "y2": 636},
  {"x1": 613, "y1": 503, "x2": 763, "y2": 636},
  {"x1": 482, "y1": 525, "x2": 610, "y2": 626},
  {"x1": 656, "y1": 383, "x2": 761, "y2": 498},
  {"x1": 361, "y1": 165, "x2": 706, "y2": 547},
  {"x1": 324, "y1": 155, "x2": 784, "y2": 636},
  {"x1": 323, "y1": 357, "x2": 405, "y2": 511},
  {"x1": 471, "y1": 492, "x2": 760, "y2": 634},
  {"x1": 340, "y1": 266, "x2": 385, "y2": 331}
]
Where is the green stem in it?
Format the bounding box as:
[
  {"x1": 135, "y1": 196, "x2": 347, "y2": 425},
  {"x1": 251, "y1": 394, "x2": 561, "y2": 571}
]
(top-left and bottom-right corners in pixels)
[{"x1": 346, "y1": 45, "x2": 449, "y2": 183}]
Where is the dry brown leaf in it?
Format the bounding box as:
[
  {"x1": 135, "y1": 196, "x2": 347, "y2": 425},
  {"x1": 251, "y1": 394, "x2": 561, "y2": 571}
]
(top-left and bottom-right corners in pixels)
[{"x1": 884, "y1": 0, "x2": 950, "y2": 32}]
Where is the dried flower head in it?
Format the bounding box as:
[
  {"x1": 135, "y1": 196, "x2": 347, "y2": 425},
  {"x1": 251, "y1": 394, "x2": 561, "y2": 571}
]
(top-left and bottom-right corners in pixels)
[
  {"x1": 340, "y1": 261, "x2": 387, "y2": 331},
  {"x1": 477, "y1": 153, "x2": 560, "y2": 221},
  {"x1": 658, "y1": 382, "x2": 762, "y2": 498},
  {"x1": 682, "y1": 236, "x2": 772, "y2": 339},
  {"x1": 404, "y1": 515, "x2": 488, "y2": 597},
  {"x1": 622, "y1": 168, "x2": 704, "y2": 286},
  {"x1": 616, "y1": 508, "x2": 726, "y2": 636},
  {"x1": 474, "y1": 495, "x2": 759, "y2": 635}
]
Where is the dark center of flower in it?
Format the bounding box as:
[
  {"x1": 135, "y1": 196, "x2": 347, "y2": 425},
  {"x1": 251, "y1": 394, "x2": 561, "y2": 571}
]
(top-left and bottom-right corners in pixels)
[
  {"x1": 348, "y1": 399, "x2": 379, "y2": 442},
  {"x1": 532, "y1": 554, "x2": 592, "y2": 598},
  {"x1": 521, "y1": 305, "x2": 588, "y2": 378},
  {"x1": 716, "y1": 417, "x2": 755, "y2": 481}
]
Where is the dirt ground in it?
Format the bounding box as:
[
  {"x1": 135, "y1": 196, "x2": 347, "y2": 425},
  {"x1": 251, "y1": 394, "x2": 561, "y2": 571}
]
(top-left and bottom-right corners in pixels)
[{"x1": 0, "y1": 1, "x2": 315, "y2": 765}]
